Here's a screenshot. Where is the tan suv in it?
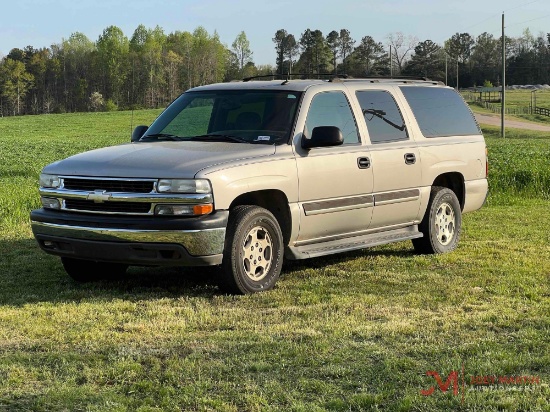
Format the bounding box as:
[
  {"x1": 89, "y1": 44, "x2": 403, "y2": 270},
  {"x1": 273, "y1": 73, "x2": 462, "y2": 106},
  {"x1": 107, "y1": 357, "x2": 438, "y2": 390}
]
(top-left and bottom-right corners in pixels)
[{"x1": 30, "y1": 77, "x2": 488, "y2": 294}]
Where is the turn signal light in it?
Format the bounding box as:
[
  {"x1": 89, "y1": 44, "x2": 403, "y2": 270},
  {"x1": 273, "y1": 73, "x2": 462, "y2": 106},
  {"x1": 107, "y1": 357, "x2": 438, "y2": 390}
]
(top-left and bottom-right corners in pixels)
[{"x1": 193, "y1": 204, "x2": 213, "y2": 215}]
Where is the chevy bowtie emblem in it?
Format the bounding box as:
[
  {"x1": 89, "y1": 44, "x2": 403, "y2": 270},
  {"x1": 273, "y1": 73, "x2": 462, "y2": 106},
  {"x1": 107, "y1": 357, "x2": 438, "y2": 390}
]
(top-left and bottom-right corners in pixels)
[{"x1": 87, "y1": 190, "x2": 111, "y2": 203}]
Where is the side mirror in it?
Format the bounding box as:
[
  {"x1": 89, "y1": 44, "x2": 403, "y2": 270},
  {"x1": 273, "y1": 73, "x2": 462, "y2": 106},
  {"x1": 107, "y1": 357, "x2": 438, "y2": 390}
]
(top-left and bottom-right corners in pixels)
[
  {"x1": 301, "y1": 126, "x2": 343, "y2": 150},
  {"x1": 131, "y1": 125, "x2": 149, "y2": 142}
]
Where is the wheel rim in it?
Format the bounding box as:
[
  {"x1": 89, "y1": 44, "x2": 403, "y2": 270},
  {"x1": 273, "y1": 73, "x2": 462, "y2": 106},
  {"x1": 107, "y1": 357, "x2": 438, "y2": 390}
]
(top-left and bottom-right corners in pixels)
[
  {"x1": 242, "y1": 225, "x2": 273, "y2": 281},
  {"x1": 435, "y1": 202, "x2": 456, "y2": 246}
]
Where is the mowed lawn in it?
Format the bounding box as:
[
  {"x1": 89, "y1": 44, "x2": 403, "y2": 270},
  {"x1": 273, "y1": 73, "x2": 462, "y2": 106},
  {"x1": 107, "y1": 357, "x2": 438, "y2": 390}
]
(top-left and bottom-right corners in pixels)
[{"x1": 0, "y1": 111, "x2": 549, "y2": 411}]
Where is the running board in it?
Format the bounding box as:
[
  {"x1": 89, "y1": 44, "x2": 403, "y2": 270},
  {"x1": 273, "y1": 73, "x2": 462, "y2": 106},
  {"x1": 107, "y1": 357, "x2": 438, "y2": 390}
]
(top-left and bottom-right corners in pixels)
[{"x1": 285, "y1": 226, "x2": 422, "y2": 260}]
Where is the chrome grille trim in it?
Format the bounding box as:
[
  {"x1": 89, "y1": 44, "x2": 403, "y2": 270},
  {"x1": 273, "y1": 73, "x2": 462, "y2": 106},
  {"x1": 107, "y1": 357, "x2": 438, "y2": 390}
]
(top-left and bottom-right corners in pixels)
[
  {"x1": 40, "y1": 188, "x2": 213, "y2": 204},
  {"x1": 40, "y1": 177, "x2": 212, "y2": 215}
]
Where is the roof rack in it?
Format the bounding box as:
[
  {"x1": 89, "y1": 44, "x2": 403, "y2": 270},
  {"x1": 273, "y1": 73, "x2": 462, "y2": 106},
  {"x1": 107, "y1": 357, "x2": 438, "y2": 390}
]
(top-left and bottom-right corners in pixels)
[
  {"x1": 340, "y1": 76, "x2": 443, "y2": 85},
  {"x1": 242, "y1": 73, "x2": 350, "y2": 82},
  {"x1": 241, "y1": 74, "x2": 443, "y2": 85}
]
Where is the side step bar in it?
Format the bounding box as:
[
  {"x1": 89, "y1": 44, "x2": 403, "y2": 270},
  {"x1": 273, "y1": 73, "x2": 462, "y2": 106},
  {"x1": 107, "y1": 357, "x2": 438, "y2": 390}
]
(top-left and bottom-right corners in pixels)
[{"x1": 285, "y1": 226, "x2": 422, "y2": 260}]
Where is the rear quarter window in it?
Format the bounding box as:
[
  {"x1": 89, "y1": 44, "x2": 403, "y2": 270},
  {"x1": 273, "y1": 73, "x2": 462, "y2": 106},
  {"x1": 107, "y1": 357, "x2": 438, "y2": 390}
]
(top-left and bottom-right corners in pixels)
[{"x1": 399, "y1": 87, "x2": 481, "y2": 138}]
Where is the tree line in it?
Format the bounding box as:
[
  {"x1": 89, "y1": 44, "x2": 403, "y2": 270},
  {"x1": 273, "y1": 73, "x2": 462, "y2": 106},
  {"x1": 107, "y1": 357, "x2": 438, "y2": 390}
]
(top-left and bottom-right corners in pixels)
[{"x1": 0, "y1": 24, "x2": 548, "y2": 117}]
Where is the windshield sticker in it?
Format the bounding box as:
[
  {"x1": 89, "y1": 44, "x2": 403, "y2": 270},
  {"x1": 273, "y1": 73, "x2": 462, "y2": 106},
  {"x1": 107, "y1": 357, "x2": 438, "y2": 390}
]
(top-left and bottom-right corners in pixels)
[{"x1": 256, "y1": 136, "x2": 271, "y2": 141}]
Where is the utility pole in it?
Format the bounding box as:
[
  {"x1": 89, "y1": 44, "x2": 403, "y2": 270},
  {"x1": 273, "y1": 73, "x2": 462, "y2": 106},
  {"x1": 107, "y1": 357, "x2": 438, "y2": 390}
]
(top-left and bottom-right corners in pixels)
[
  {"x1": 389, "y1": 45, "x2": 393, "y2": 78},
  {"x1": 445, "y1": 53, "x2": 448, "y2": 85},
  {"x1": 501, "y1": 12, "x2": 506, "y2": 138},
  {"x1": 456, "y1": 59, "x2": 459, "y2": 90}
]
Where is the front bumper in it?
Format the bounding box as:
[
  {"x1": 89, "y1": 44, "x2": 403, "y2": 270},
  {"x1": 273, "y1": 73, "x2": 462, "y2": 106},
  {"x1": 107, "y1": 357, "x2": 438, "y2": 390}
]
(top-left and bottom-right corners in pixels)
[{"x1": 30, "y1": 209, "x2": 228, "y2": 266}]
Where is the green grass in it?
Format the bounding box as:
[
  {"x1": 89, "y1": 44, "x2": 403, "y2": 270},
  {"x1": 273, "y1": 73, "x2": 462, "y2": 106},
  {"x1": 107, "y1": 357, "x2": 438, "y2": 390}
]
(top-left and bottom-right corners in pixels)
[
  {"x1": 0, "y1": 111, "x2": 549, "y2": 411},
  {"x1": 483, "y1": 126, "x2": 550, "y2": 200},
  {"x1": 465, "y1": 90, "x2": 550, "y2": 109}
]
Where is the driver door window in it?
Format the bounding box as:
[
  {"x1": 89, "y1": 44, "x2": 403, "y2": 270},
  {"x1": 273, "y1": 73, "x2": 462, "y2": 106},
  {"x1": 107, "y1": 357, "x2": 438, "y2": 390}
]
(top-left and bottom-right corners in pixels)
[{"x1": 305, "y1": 91, "x2": 360, "y2": 144}]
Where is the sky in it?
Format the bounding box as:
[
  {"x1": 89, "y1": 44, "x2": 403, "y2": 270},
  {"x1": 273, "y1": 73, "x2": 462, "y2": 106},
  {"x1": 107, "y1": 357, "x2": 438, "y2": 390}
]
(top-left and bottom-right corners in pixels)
[{"x1": 0, "y1": 0, "x2": 548, "y2": 66}]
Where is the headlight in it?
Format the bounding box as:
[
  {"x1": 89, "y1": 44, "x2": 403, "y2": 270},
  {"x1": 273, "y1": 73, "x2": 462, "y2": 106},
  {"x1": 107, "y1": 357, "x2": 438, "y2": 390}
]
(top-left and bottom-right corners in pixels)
[
  {"x1": 157, "y1": 179, "x2": 211, "y2": 194},
  {"x1": 39, "y1": 173, "x2": 61, "y2": 188}
]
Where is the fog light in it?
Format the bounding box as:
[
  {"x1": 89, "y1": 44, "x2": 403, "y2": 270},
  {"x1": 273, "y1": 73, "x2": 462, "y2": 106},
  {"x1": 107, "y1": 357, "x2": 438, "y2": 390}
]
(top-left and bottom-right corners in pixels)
[{"x1": 41, "y1": 197, "x2": 61, "y2": 209}]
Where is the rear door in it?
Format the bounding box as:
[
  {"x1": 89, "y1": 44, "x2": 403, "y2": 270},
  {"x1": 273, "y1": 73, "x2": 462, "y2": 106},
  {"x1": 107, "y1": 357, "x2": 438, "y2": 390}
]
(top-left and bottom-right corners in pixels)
[{"x1": 354, "y1": 88, "x2": 422, "y2": 230}]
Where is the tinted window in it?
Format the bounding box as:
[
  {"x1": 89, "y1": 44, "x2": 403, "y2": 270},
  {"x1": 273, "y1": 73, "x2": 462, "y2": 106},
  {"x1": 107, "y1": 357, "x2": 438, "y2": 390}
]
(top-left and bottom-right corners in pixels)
[
  {"x1": 400, "y1": 87, "x2": 481, "y2": 137},
  {"x1": 305, "y1": 91, "x2": 359, "y2": 144},
  {"x1": 356, "y1": 90, "x2": 408, "y2": 144},
  {"x1": 162, "y1": 97, "x2": 213, "y2": 137}
]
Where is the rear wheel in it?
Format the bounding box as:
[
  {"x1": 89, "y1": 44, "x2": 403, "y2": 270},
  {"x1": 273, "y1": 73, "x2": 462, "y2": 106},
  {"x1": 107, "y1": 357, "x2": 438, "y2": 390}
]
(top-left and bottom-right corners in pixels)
[
  {"x1": 413, "y1": 186, "x2": 462, "y2": 254},
  {"x1": 219, "y1": 205, "x2": 283, "y2": 294},
  {"x1": 61, "y1": 257, "x2": 128, "y2": 282}
]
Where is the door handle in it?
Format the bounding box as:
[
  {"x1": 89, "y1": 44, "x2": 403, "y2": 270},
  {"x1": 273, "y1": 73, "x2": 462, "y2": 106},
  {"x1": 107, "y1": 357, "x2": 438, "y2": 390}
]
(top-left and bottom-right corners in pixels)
[
  {"x1": 404, "y1": 153, "x2": 416, "y2": 165},
  {"x1": 357, "y1": 157, "x2": 371, "y2": 169}
]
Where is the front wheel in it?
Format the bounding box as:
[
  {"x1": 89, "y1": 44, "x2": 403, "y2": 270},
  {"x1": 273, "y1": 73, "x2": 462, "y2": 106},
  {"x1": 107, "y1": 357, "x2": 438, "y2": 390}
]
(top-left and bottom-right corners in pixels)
[
  {"x1": 61, "y1": 257, "x2": 128, "y2": 282},
  {"x1": 219, "y1": 205, "x2": 284, "y2": 294},
  {"x1": 413, "y1": 186, "x2": 462, "y2": 254}
]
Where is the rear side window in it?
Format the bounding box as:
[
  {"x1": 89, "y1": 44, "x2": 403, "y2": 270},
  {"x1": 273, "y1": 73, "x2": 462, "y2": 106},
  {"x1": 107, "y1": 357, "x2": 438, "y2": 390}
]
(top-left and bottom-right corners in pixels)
[
  {"x1": 356, "y1": 90, "x2": 408, "y2": 144},
  {"x1": 400, "y1": 87, "x2": 481, "y2": 137}
]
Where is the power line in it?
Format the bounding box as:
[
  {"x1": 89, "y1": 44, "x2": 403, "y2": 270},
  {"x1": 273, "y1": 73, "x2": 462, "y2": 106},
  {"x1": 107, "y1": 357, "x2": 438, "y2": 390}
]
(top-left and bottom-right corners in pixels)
[
  {"x1": 503, "y1": 0, "x2": 540, "y2": 12},
  {"x1": 456, "y1": 0, "x2": 544, "y2": 38},
  {"x1": 506, "y1": 13, "x2": 550, "y2": 29},
  {"x1": 462, "y1": 13, "x2": 501, "y2": 32}
]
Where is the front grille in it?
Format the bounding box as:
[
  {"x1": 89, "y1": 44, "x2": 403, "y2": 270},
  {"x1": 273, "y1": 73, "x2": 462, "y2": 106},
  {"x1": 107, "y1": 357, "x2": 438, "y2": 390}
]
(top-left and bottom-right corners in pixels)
[
  {"x1": 63, "y1": 178, "x2": 155, "y2": 193},
  {"x1": 65, "y1": 199, "x2": 152, "y2": 214}
]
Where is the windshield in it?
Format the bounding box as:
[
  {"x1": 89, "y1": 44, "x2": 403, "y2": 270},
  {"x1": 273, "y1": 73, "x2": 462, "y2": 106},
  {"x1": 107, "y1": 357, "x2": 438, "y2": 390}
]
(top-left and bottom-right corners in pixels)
[{"x1": 142, "y1": 90, "x2": 302, "y2": 144}]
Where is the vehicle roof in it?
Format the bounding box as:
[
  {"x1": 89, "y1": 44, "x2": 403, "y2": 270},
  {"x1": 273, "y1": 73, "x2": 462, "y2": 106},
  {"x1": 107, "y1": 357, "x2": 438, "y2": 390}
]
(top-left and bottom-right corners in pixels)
[{"x1": 187, "y1": 78, "x2": 444, "y2": 93}]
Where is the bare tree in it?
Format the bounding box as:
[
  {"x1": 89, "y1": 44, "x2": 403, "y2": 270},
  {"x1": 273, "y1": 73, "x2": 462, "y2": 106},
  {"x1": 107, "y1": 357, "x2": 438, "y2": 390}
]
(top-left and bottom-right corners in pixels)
[{"x1": 387, "y1": 32, "x2": 418, "y2": 74}]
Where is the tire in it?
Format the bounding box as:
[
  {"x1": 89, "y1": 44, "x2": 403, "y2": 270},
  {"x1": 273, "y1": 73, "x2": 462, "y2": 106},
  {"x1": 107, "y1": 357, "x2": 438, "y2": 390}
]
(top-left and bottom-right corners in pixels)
[
  {"x1": 413, "y1": 186, "x2": 462, "y2": 254},
  {"x1": 61, "y1": 257, "x2": 128, "y2": 282},
  {"x1": 219, "y1": 205, "x2": 284, "y2": 294}
]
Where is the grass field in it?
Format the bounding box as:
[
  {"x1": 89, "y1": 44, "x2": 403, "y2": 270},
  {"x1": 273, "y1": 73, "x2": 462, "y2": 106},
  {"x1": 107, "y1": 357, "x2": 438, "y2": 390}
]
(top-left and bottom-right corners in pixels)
[
  {"x1": 0, "y1": 111, "x2": 549, "y2": 411},
  {"x1": 465, "y1": 89, "x2": 550, "y2": 124}
]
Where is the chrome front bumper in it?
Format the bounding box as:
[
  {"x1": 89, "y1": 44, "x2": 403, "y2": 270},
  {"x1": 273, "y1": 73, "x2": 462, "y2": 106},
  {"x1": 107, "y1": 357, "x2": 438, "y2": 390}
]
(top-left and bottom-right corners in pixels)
[
  {"x1": 31, "y1": 221, "x2": 226, "y2": 256},
  {"x1": 30, "y1": 209, "x2": 228, "y2": 266}
]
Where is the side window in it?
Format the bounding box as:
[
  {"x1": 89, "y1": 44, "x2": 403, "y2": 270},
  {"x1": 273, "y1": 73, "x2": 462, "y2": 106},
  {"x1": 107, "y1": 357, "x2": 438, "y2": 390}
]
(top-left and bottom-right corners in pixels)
[
  {"x1": 356, "y1": 90, "x2": 408, "y2": 144},
  {"x1": 399, "y1": 87, "x2": 481, "y2": 137},
  {"x1": 305, "y1": 91, "x2": 359, "y2": 144}
]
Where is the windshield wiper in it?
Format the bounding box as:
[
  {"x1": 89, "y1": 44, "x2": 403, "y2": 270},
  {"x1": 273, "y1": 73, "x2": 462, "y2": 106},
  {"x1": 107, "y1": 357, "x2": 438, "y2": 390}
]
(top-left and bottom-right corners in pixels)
[
  {"x1": 191, "y1": 134, "x2": 250, "y2": 143},
  {"x1": 141, "y1": 133, "x2": 184, "y2": 141}
]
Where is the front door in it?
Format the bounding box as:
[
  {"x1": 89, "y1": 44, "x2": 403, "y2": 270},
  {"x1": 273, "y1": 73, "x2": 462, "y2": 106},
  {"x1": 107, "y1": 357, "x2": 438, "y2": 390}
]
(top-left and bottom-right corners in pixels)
[{"x1": 294, "y1": 90, "x2": 374, "y2": 244}]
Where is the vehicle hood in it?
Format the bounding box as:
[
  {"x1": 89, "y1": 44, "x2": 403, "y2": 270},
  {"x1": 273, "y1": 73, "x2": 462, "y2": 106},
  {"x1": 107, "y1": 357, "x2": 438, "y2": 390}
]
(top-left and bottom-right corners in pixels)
[{"x1": 42, "y1": 141, "x2": 276, "y2": 178}]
